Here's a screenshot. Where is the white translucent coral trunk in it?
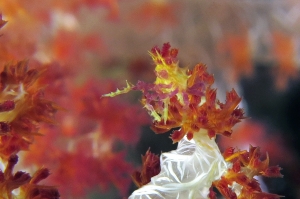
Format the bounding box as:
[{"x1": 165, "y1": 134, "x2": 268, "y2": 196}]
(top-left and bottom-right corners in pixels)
[{"x1": 129, "y1": 129, "x2": 231, "y2": 199}]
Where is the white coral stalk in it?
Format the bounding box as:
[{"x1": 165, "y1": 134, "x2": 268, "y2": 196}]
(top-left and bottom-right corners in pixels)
[{"x1": 129, "y1": 129, "x2": 231, "y2": 199}]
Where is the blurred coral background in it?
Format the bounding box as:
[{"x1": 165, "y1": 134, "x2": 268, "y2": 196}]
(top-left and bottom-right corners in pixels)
[{"x1": 0, "y1": 0, "x2": 300, "y2": 198}]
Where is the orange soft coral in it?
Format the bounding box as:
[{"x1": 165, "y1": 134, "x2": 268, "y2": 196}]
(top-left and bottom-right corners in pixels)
[
  {"x1": 0, "y1": 154, "x2": 59, "y2": 199},
  {"x1": 212, "y1": 146, "x2": 283, "y2": 199},
  {"x1": 0, "y1": 61, "x2": 60, "y2": 158},
  {"x1": 128, "y1": 1, "x2": 178, "y2": 32},
  {"x1": 105, "y1": 43, "x2": 283, "y2": 199},
  {"x1": 217, "y1": 31, "x2": 252, "y2": 83},
  {"x1": 22, "y1": 79, "x2": 148, "y2": 198},
  {"x1": 104, "y1": 43, "x2": 245, "y2": 142},
  {"x1": 272, "y1": 31, "x2": 298, "y2": 90},
  {"x1": 131, "y1": 149, "x2": 160, "y2": 188}
]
